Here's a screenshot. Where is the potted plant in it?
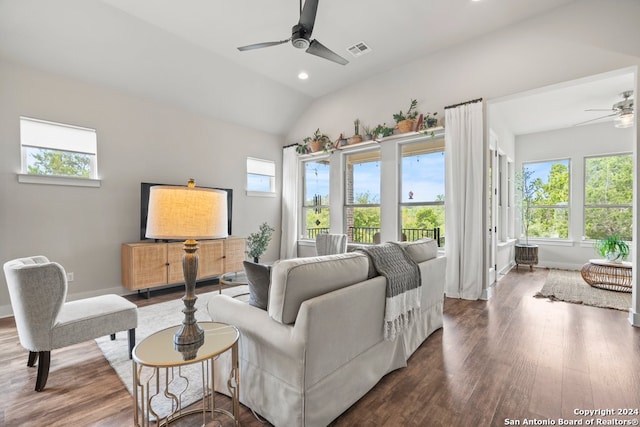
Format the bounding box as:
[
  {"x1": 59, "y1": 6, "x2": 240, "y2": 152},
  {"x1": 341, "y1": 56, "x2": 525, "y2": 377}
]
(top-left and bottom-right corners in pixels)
[
  {"x1": 350, "y1": 119, "x2": 362, "y2": 144},
  {"x1": 423, "y1": 112, "x2": 439, "y2": 129},
  {"x1": 372, "y1": 123, "x2": 394, "y2": 140},
  {"x1": 393, "y1": 99, "x2": 419, "y2": 133},
  {"x1": 515, "y1": 168, "x2": 539, "y2": 270},
  {"x1": 594, "y1": 234, "x2": 629, "y2": 262},
  {"x1": 362, "y1": 124, "x2": 373, "y2": 141},
  {"x1": 246, "y1": 222, "x2": 275, "y2": 263},
  {"x1": 297, "y1": 129, "x2": 332, "y2": 154}
]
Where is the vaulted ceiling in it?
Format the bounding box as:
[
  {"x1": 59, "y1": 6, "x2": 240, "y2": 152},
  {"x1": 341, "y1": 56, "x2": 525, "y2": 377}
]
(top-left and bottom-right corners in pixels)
[{"x1": 0, "y1": 0, "x2": 600, "y2": 136}]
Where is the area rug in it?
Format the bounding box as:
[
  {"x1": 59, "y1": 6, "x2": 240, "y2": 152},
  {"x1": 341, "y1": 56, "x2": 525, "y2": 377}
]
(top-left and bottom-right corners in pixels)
[
  {"x1": 534, "y1": 269, "x2": 631, "y2": 311},
  {"x1": 95, "y1": 286, "x2": 249, "y2": 419}
]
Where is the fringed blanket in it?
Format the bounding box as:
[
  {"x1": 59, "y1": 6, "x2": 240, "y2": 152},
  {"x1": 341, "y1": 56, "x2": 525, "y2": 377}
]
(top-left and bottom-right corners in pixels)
[{"x1": 358, "y1": 242, "x2": 422, "y2": 340}]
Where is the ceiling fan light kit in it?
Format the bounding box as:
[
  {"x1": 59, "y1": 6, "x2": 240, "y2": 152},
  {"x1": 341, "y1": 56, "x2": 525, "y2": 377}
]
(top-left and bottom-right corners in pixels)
[
  {"x1": 236, "y1": 0, "x2": 349, "y2": 66},
  {"x1": 575, "y1": 90, "x2": 634, "y2": 128}
]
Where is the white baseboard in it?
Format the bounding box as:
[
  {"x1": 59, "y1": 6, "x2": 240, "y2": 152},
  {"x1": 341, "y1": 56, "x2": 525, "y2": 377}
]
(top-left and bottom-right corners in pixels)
[{"x1": 629, "y1": 309, "x2": 640, "y2": 327}]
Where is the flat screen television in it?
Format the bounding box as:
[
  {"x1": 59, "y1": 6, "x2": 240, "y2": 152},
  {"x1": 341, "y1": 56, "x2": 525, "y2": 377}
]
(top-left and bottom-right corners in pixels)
[{"x1": 140, "y1": 182, "x2": 233, "y2": 241}]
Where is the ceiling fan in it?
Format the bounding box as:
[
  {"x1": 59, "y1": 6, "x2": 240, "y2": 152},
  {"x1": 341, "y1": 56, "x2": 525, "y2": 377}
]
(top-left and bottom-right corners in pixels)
[
  {"x1": 575, "y1": 90, "x2": 634, "y2": 128},
  {"x1": 237, "y1": 0, "x2": 349, "y2": 65}
]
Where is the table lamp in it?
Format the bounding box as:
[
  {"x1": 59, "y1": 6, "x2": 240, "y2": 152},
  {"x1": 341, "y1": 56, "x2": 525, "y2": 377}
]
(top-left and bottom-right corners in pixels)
[{"x1": 145, "y1": 179, "x2": 228, "y2": 346}]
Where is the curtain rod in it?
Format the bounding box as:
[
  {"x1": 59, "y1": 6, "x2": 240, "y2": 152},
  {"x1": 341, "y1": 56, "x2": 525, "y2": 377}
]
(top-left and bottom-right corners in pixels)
[
  {"x1": 444, "y1": 97, "x2": 483, "y2": 110},
  {"x1": 283, "y1": 142, "x2": 299, "y2": 149}
]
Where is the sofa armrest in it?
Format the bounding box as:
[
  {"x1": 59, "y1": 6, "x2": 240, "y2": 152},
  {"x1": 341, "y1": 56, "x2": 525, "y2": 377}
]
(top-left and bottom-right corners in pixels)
[{"x1": 207, "y1": 295, "x2": 305, "y2": 364}]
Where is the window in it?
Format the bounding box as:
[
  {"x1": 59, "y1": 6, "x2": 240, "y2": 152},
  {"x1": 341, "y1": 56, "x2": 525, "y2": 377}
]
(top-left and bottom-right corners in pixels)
[
  {"x1": 20, "y1": 116, "x2": 98, "y2": 180},
  {"x1": 400, "y1": 139, "x2": 444, "y2": 246},
  {"x1": 345, "y1": 150, "x2": 381, "y2": 243},
  {"x1": 302, "y1": 159, "x2": 330, "y2": 239},
  {"x1": 521, "y1": 159, "x2": 570, "y2": 239},
  {"x1": 246, "y1": 157, "x2": 275, "y2": 195},
  {"x1": 584, "y1": 153, "x2": 632, "y2": 241}
]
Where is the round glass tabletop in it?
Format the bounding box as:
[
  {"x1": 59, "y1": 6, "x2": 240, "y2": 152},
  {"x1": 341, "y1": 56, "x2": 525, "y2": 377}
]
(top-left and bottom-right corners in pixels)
[
  {"x1": 132, "y1": 321, "x2": 238, "y2": 367},
  {"x1": 220, "y1": 271, "x2": 248, "y2": 286}
]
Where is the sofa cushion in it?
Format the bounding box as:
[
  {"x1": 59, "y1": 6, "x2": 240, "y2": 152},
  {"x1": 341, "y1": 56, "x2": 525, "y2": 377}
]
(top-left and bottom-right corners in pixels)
[
  {"x1": 395, "y1": 238, "x2": 438, "y2": 263},
  {"x1": 268, "y1": 252, "x2": 370, "y2": 324},
  {"x1": 243, "y1": 261, "x2": 271, "y2": 310}
]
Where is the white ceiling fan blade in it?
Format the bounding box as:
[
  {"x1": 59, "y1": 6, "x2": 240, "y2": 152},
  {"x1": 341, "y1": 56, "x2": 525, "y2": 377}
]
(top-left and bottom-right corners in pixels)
[{"x1": 574, "y1": 113, "x2": 618, "y2": 127}]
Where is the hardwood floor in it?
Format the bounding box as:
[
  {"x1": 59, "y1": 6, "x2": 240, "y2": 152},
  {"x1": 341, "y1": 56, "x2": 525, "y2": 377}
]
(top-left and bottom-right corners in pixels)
[{"x1": 1, "y1": 268, "x2": 639, "y2": 427}]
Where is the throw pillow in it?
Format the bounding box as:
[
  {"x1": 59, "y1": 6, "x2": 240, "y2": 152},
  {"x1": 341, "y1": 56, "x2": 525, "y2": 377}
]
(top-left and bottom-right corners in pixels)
[
  {"x1": 243, "y1": 261, "x2": 271, "y2": 310},
  {"x1": 395, "y1": 238, "x2": 438, "y2": 263}
]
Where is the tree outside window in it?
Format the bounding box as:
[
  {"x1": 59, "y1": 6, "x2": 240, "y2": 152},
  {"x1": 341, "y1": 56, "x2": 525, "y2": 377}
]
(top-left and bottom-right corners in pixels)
[
  {"x1": 584, "y1": 154, "x2": 632, "y2": 241},
  {"x1": 521, "y1": 160, "x2": 570, "y2": 239},
  {"x1": 345, "y1": 150, "x2": 381, "y2": 243},
  {"x1": 400, "y1": 141, "x2": 445, "y2": 246}
]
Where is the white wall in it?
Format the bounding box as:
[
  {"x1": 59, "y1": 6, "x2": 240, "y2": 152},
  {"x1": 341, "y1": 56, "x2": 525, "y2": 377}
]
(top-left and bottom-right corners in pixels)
[
  {"x1": 286, "y1": 0, "x2": 640, "y2": 144},
  {"x1": 515, "y1": 121, "x2": 634, "y2": 269},
  {"x1": 0, "y1": 60, "x2": 284, "y2": 316}
]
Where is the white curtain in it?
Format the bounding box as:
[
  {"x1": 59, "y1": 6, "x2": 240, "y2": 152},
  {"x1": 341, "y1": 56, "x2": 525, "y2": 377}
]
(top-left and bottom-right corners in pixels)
[
  {"x1": 444, "y1": 101, "x2": 484, "y2": 300},
  {"x1": 280, "y1": 145, "x2": 299, "y2": 259}
]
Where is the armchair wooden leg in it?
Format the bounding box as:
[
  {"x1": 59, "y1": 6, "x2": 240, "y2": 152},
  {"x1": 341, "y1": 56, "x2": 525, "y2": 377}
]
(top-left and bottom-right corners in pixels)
[
  {"x1": 27, "y1": 351, "x2": 38, "y2": 367},
  {"x1": 35, "y1": 351, "x2": 50, "y2": 392},
  {"x1": 128, "y1": 328, "x2": 136, "y2": 359}
]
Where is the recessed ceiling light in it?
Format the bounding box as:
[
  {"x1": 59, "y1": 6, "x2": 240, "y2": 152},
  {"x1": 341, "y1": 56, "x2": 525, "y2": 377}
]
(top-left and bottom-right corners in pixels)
[{"x1": 298, "y1": 71, "x2": 309, "y2": 80}]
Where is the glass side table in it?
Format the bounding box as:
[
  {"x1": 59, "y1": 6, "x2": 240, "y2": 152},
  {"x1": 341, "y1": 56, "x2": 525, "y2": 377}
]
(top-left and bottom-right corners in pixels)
[
  {"x1": 219, "y1": 271, "x2": 248, "y2": 295},
  {"x1": 132, "y1": 321, "x2": 240, "y2": 426}
]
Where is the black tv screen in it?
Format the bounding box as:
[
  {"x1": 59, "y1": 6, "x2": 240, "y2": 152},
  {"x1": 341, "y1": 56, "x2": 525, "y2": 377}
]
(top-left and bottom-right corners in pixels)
[{"x1": 140, "y1": 182, "x2": 233, "y2": 241}]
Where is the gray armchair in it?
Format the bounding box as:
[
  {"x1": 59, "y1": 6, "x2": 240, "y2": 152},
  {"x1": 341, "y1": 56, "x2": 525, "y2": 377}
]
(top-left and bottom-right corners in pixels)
[
  {"x1": 3, "y1": 256, "x2": 138, "y2": 391},
  {"x1": 315, "y1": 233, "x2": 348, "y2": 256}
]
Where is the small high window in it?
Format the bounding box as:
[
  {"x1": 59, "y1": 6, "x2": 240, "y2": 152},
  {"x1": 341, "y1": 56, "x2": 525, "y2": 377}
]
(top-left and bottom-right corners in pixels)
[
  {"x1": 20, "y1": 116, "x2": 98, "y2": 180},
  {"x1": 246, "y1": 157, "x2": 276, "y2": 195}
]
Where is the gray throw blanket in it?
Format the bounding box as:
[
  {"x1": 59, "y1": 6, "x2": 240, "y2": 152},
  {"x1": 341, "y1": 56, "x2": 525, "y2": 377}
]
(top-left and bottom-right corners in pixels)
[{"x1": 358, "y1": 242, "x2": 422, "y2": 340}]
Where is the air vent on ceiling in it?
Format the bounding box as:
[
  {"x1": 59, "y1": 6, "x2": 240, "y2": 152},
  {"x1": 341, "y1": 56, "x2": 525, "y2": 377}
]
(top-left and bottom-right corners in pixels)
[{"x1": 347, "y1": 41, "x2": 371, "y2": 57}]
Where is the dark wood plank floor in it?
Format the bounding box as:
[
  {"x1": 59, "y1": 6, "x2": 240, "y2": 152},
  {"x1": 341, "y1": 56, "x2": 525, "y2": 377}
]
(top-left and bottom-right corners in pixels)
[{"x1": 1, "y1": 268, "x2": 639, "y2": 427}]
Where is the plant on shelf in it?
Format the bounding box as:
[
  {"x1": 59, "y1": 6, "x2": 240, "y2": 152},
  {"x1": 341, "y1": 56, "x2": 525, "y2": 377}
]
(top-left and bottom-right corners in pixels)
[
  {"x1": 303, "y1": 128, "x2": 333, "y2": 153},
  {"x1": 350, "y1": 119, "x2": 362, "y2": 144},
  {"x1": 362, "y1": 124, "x2": 373, "y2": 141},
  {"x1": 372, "y1": 123, "x2": 394, "y2": 139},
  {"x1": 393, "y1": 99, "x2": 419, "y2": 133},
  {"x1": 594, "y1": 234, "x2": 629, "y2": 262},
  {"x1": 246, "y1": 222, "x2": 275, "y2": 263},
  {"x1": 423, "y1": 111, "x2": 439, "y2": 129}
]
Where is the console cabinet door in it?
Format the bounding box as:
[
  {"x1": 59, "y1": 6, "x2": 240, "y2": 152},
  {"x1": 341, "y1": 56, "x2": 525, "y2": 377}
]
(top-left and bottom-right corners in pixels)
[
  {"x1": 224, "y1": 237, "x2": 246, "y2": 273},
  {"x1": 197, "y1": 240, "x2": 224, "y2": 279},
  {"x1": 122, "y1": 243, "x2": 168, "y2": 290},
  {"x1": 167, "y1": 242, "x2": 186, "y2": 284}
]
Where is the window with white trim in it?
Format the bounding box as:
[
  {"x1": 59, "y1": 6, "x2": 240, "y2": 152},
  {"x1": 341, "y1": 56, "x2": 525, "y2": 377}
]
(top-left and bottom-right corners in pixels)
[
  {"x1": 302, "y1": 159, "x2": 331, "y2": 239},
  {"x1": 345, "y1": 149, "x2": 381, "y2": 244},
  {"x1": 20, "y1": 116, "x2": 98, "y2": 179},
  {"x1": 246, "y1": 157, "x2": 275, "y2": 195},
  {"x1": 584, "y1": 153, "x2": 632, "y2": 241},
  {"x1": 400, "y1": 138, "x2": 444, "y2": 246},
  {"x1": 521, "y1": 159, "x2": 570, "y2": 239}
]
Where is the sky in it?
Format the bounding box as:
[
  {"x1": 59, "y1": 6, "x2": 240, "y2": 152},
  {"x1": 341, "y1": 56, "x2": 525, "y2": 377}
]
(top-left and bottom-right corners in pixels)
[{"x1": 304, "y1": 151, "x2": 446, "y2": 203}]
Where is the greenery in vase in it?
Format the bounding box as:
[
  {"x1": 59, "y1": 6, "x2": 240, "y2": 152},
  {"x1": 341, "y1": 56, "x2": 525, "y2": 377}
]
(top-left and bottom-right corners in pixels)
[
  {"x1": 354, "y1": 118, "x2": 360, "y2": 136},
  {"x1": 393, "y1": 99, "x2": 419, "y2": 123},
  {"x1": 246, "y1": 222, "x2": 275, "y2": 262},
  {"x1": 594, "y1": 234, "x2": 629, "y2": 262}
]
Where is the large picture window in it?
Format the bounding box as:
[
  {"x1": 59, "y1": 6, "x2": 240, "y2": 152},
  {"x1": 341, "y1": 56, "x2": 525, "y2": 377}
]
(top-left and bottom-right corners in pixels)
[
  {"x1": 302, "y1": 159, "x2": 330, "y2": 239},
  {"x1": 400, "y1": 139, "x2": 445, "y2": 246},
  {"x1": 584, "y1": 153, "x2": 632, "y2": 241},
  {"x1": 522, "y1": 159, "x2": 570, "y2": 239},
  {"x1": 345, "y1": 150, "x2": 381, "y2": 243}
]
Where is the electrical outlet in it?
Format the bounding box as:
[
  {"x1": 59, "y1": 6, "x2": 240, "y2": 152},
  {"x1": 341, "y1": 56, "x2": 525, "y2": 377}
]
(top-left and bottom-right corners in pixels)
[{"x1": 66, "y1": 272, "x2": 74, "y2": 282}]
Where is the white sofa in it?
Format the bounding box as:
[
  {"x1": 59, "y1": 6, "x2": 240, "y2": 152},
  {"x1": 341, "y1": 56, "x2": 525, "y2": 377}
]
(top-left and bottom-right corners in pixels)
[{"x1": 207, "y1": 239, "x2": 446, "y2": 427}]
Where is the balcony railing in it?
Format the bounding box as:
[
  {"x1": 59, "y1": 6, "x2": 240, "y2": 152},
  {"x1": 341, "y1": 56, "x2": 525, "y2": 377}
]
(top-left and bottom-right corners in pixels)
[{"x1": 306, "y1": 227, "x2": 442, "y2": 246}]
